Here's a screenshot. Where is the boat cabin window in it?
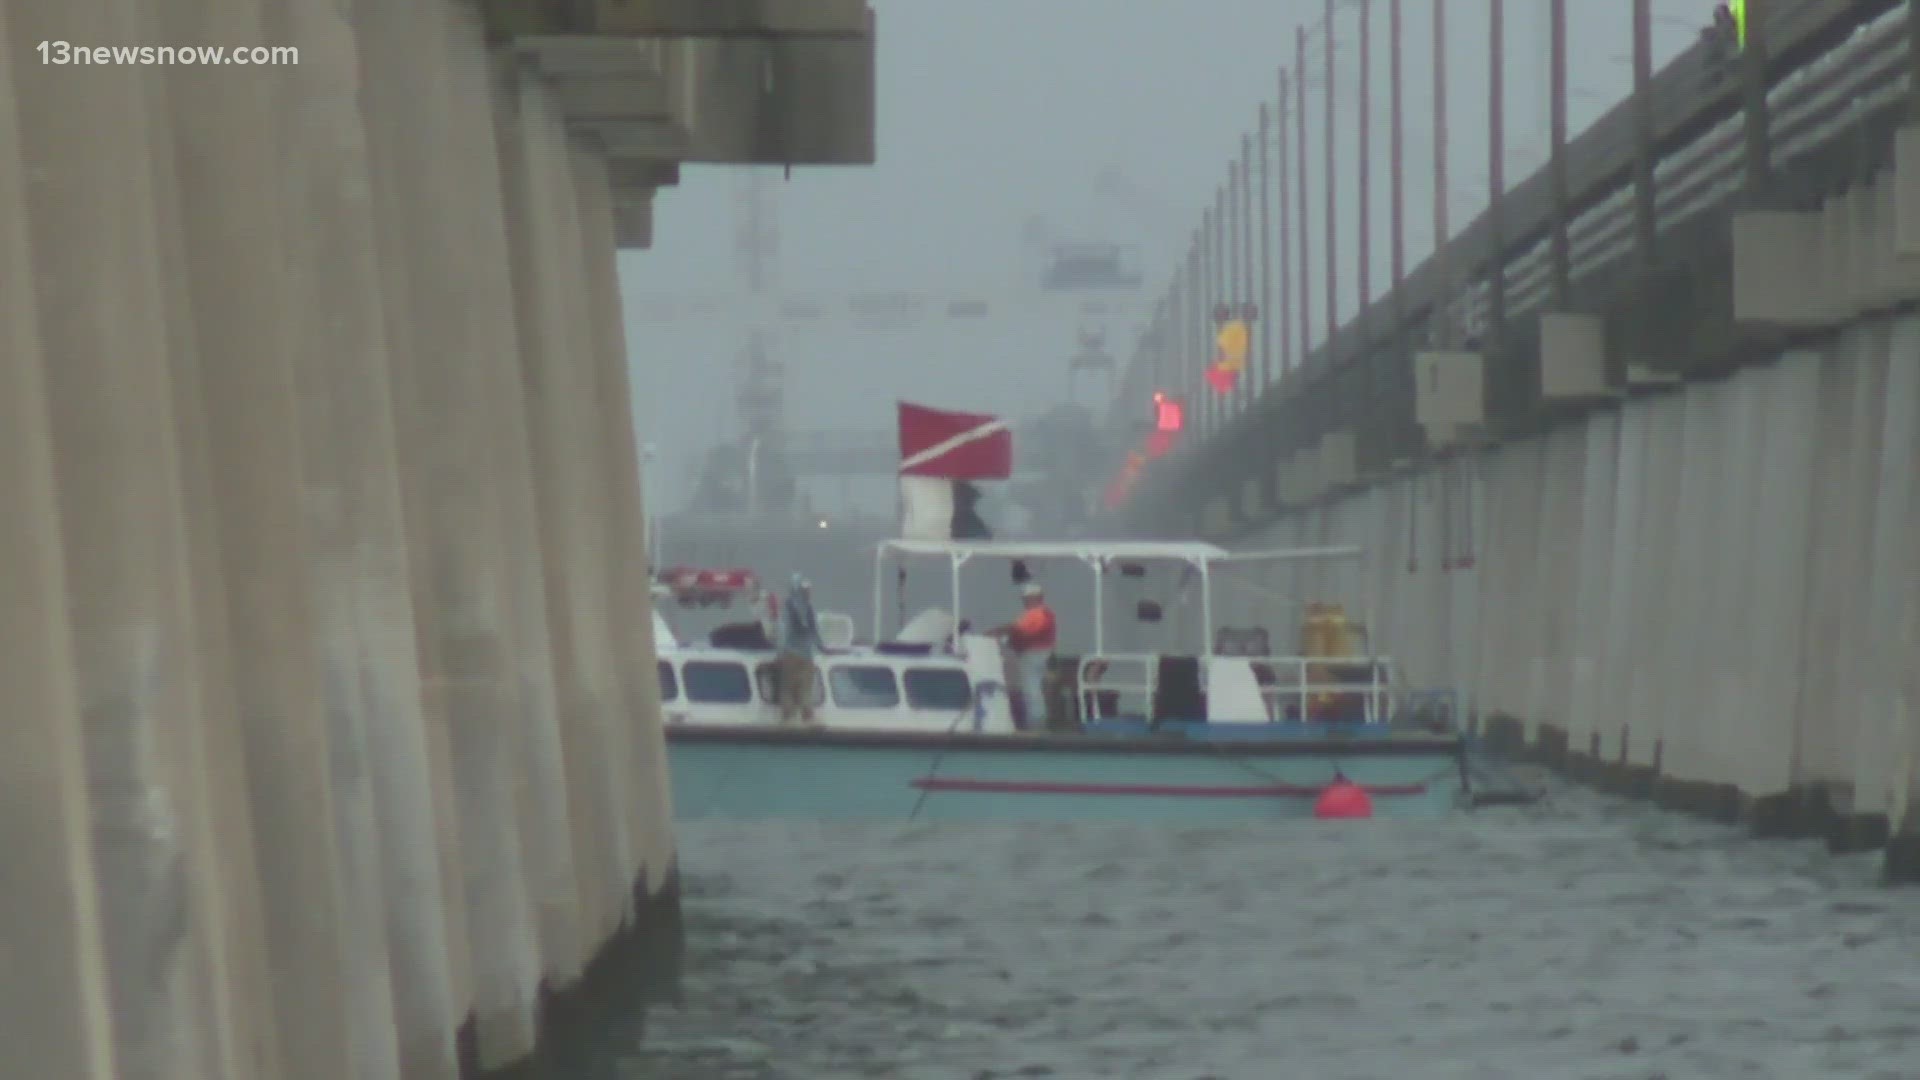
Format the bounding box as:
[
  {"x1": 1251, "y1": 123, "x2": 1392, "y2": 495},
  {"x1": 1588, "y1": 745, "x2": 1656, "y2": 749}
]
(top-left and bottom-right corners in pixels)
[
  {"x1": 657, "y1": 660, "x2": 678, "y2": 702},
  {"x1": 681, "y1": 660, "x2": 753, "y2": 704},
  {"x1": 902, "y1": 667, "x2": 972, "y2": 711},
  {"x1": 754, "y1": 661, "x2": 825, "y2": 707},
  {"x1": 828, "y1": 664, "x2": 900, "y2": 709}
]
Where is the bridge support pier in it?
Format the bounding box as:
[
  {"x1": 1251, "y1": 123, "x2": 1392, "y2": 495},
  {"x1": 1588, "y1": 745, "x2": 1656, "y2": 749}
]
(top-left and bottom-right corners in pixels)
[{"x1": 0, "y1": 7, "x2": 121, "y2": 1075}]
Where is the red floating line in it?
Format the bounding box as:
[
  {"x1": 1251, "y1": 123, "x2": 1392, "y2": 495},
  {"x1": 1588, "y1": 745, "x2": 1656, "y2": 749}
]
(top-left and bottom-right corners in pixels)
[{"x1": 908, "y1": 777, "x2": 1429, "y2": 798}]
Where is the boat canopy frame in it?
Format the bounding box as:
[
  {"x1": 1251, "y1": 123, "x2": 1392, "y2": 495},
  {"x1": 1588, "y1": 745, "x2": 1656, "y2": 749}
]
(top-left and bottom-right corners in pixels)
[{"x1": 870, "y1": 538, "x2": 1365, "y2": 655}]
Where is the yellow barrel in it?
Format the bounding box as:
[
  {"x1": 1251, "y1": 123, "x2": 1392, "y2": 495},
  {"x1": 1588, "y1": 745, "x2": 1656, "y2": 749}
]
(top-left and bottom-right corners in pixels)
[
  {"x1": 1300, "y1": 602, "x2": 1328, "y2": 657},
  {"x1": 1322, "y1": 604, "x2": 1354, "y2": 657}
]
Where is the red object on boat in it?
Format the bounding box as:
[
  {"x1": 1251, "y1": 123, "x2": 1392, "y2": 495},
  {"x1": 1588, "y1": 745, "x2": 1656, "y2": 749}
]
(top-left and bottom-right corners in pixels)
[
  {"x1": 658, "y1": 566, "x2": 767, "y2": 608},
  {"x1": 1313, "y1": 778, "x2": 1374, "y2": 819}
]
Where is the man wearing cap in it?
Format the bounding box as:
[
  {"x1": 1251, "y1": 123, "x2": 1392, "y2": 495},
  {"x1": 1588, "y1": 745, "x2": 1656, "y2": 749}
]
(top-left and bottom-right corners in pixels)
[
  {"x1": 776, "y1": 573, "x2": 822, "y2": 725},
  {"x1": 990, "y1": 581, "x2": 1057, "y2": 730}
]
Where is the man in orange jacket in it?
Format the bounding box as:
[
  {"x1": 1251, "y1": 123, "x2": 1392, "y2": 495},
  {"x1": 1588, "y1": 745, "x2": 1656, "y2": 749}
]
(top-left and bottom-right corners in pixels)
[{"x1": 990, "y1": 582, "x2": 1057, "y2": 730}]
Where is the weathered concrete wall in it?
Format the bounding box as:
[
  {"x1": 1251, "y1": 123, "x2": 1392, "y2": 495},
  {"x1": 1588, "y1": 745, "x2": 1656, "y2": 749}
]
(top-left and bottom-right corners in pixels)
[
  {"x1": 2, "y1": 0, "x2": 680, "y2": 1076},
  {"x1": 1223, "y1": 315, "x2": 1920, "y2": 875}
]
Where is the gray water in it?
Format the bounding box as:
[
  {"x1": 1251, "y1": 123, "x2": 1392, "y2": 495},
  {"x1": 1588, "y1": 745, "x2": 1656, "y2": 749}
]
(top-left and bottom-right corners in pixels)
[{"x1": 595, "y1": 778, "x2": 1920, "y2": 1079}]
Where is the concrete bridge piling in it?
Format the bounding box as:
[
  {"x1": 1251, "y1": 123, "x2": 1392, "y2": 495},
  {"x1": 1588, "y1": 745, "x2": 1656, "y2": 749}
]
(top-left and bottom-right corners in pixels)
[{"x1": 0, "y1": 0, "x2": 874, "y2": 1076}]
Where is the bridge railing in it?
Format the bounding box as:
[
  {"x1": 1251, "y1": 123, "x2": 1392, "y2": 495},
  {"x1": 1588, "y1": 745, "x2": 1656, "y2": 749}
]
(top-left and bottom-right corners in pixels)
[
  {"x1": 1452, "y1": 3, "x2": 1912, "y2": 339},
  {"x1": 1174, "y1": 0, "x2": 1906, "y2": 431}
]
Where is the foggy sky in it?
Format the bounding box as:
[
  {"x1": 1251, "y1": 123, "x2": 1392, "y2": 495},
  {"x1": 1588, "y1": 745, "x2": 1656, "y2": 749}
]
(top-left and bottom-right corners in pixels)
[{"x1": 617, "y1": 0, "x2": 1714, "y2": 516}]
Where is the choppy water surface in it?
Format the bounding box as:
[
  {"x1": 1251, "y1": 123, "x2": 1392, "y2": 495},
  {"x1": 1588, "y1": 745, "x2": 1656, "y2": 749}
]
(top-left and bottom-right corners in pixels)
[{"x1": 599, "y1": 778, "x2": 1920, "y2": 1079}]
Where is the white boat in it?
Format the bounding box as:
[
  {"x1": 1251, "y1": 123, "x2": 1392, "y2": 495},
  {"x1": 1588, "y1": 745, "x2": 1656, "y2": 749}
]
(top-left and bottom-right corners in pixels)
[
  {"x1": 651, "y1": 539, "x2": 1436, "y2": 736},
  {"x1": 651, "y1": 540, "x2": 1470, "y2": 821}
]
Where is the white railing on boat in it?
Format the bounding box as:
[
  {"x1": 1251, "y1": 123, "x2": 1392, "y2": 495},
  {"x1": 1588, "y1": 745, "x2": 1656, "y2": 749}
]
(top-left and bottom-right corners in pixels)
[
  {"x1": 1253, "y1": 655, "x2": 1394, "y2": 725},
  {"x1": 1077, "y1": 653, "x2": 1158, "y2": 720},
  {"x1": 1073, "y1": 652, "x2": 1397, "y2": 724}
]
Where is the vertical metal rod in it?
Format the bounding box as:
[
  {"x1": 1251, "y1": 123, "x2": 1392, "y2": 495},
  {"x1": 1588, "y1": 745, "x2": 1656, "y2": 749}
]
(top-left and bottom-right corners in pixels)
[
  {"x1": 1389, "y1": 0, "x2": 1405, "y2": 316},
  {"x1": 1200, "y1": 209, "x2": 1214, "y2": 434},
  {"x1": 1358, "y1": 0, "x2": 1372, "y2": 314},
  {"x1": 1214, "y1": 187, "x2": 1228, "y2": 429},
  {"x1": 1278, "y1": 72, "x2": 1294, "y2": 376},
  {"x1": 1549, "y1": 0, "x2": 1570, "y2": 307},
  {"x1": 1239, "y1": 133, "x2": 1255, "y2": 404},
  {"x1": 1486, "y1": 0, "x2": 1506, "y2": 346},
  {"x1": 1187, "y1": 240, "x2": 1202, "y2": 419},
  {"x1": 1153, "y1": 292, "x2": 1169, "y2": 397},
  {"x1": 1432, "y1": 0, "x2": 1451, "y2": 346},
  {"x1": 1258, "y1": 105, "x2": 1275, "y2": 391},
  {"x1": 1742, "y1": 0, "x2": 1772, "y2": 200},
  {"x1": 1632, "y1": 0, "x2": 1655, "y2": 273},
  {"x1": 1324, "y1": 0, "x2": 1339, "y2": 353},
  {"x1": 1227, "y1": 160, "x2": 1243, "y2": 416},
  {"x1": 1910, "y1": 0, "x2": 1920, "y2": 120},
  {"x1": 1296, "y1": 31, "x2": 1311, "y2": 368}
]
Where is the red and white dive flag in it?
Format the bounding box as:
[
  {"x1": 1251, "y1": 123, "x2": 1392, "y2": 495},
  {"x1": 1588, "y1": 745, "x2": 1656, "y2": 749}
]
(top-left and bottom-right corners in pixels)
[{"x1": 897, "y1": 401, "x2": 1012, "y2": 540}]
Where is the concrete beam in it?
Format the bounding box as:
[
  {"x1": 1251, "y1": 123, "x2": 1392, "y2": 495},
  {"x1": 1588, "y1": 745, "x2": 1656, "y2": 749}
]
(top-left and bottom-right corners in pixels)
[
  {"x1": 1413, "y1": 350, "x2": 1486, "y2": 450},
  {"x1": 677, "y1": 26, "x2": 876, "y2": 165},
  {"x1": 515, "y1": 20, "x2": 874, "y2": 167},
  {"x1": 606, "y1": 158, "x2": 679, "y2": 189},
  {"x1": 611, "y1": 194, "x2": 655, "y2": 249},
  {"x1": 590, "y1": 0, "x2": 872, "y2": 38},
  {"x1": 1893, "y1": 124, "x2": 1920, "y2": 259},
  {"x1": 542, "y1": 71, "x2": 672, "y2": 122},
  {"x1": 481, "y1": 0, "x2": 870, "y2": 40},
  {"x1": 1538, "y1": 312, "x2": 1612, "y2": 403},
  {"x1": 1862, "y1": 173, "x2": 1920, "y2": 311},
  {"x1": 1318, "y1": 429, "x2": 1358, "y2": 492},
  {"x1": 1732, "y1": 208, "x2": 1835, "y2": 326}
]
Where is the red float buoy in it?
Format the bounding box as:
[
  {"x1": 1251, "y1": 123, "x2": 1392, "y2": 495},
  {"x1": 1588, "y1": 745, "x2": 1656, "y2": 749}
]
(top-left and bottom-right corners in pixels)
[{"x1": 1313, "y1": 775, "x2": 1374, "y2": 820}]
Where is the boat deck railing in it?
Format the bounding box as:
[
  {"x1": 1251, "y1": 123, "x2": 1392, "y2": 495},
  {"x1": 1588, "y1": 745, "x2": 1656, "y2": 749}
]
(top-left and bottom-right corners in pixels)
[
  {"x1": 1077, "y1": 653, "x2": 1159, "y2": 720},
  {"x1": 1254, "y1": 655, "x2": 1395, "y2": 725},
  {"x1": 1073, "y1": 651, "x2": 1399, "y2": 725}
]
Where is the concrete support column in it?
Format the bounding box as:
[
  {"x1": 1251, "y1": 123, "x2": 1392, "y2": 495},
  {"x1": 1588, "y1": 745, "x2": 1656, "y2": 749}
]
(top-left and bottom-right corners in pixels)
[
  {"x1": 1594, "y1": 403, "x2": 1650, "y2": 764},
  {"x1": 1747, "y1": 357, "x2": 1821, "y2": 797},
  {"x1": 1632, "y1": 397, "x2": 1687, "y2": 767},
  {"x1": 1858, "y1": 317, "x2": 1920, "y2": 834},
  {"x1": 1659, "y1": 393, "x2": 1716, "y2": 778},
  {"x1": 1566, "y1": 414, "x2": 1620, "y2": 759},
  {"x1": 575, "y1": 147, "x2": 672, "y2": 893},
  {"x1": 1704, "y1": 373, "x2": 1767, "y2": 789},
  {"x1": 1794, "y1": 331, "x2": 1887, "y2": 799},
  {"x1": 1447, "y1": 463, "x2": 1484, "y2": 720},
  {"x1": 1864, "y1": 319, "x2": 1920, "y2": 853},
  {"x1": 152, "y1": 0, "x2": 404, "y2": 1076},
  {"x1": 486, "y1": 75, "x2": 590, "y2": 988},
  {"x1": 355, "y1": 0, "x2": 542, "y2": 1065},
  {"x1": 0, "y1": 14, "x2": 119, "y2": 1073},
  {"x1": 8, "y1": 0, "x2": 250, "y2": 1075},
  {"x1": 277, "y1": 1, "x2": 465, "y2": 1075},
  {"x1": 495, "y1": 79, "x2": 629, "y2": 961}
]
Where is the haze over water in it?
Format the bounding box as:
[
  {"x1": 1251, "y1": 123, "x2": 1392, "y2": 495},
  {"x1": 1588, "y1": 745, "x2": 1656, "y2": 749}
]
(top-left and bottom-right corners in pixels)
[{"x1": 566, "y1": 778, "x2": 1920, "y2": 1079}]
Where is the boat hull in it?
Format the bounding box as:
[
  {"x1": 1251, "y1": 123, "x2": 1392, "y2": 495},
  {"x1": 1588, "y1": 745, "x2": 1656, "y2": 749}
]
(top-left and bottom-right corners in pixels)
[{"x1": 667, "y1": 724, "x2": 1467, "y2": 822}]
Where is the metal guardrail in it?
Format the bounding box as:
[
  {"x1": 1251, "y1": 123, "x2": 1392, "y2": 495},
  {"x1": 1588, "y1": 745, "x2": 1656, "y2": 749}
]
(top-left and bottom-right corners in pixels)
[
  {"x1": 1129, "y1": 1, "x2": 1910, "y2": 519},
  {"x1": 1077, "y1": 653, "x2": 1157, "y2": 720},
  {"x1": 1448, "y1": 3, "x2": 1912, "y2": 338},
  {"x1": 1253, "y1": 655, "x2": 1394, "y2": 725},
  {"x1": 1075, "y1": 651, "x2": 1399, "y2": 725},
  {"x1": 1161, "y1": 1, "x2": 1906, "y2": 434}
]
